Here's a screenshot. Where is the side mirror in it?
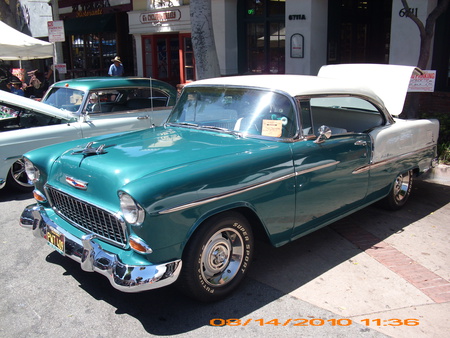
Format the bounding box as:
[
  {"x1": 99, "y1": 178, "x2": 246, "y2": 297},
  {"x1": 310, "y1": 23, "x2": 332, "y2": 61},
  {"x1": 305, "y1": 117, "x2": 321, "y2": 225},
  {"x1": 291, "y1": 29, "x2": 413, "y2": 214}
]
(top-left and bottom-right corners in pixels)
[
  {"x1": 82, "y1": 112, "x2": 90, "y2": 122},
  {"x1": 314, "y1": 125, "x2": 332, "y2": 144}
]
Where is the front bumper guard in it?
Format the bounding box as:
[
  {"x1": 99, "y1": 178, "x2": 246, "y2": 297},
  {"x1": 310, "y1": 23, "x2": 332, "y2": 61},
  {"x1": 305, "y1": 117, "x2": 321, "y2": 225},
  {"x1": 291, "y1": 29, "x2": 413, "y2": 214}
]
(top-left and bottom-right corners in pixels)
[{"x1": 20, "y1": 204, "x2": 182, "y2": 293}]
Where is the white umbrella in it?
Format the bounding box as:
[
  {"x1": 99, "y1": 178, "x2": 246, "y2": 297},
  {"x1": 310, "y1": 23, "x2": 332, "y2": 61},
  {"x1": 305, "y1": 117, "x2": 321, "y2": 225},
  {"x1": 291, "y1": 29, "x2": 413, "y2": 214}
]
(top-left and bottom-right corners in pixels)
[{"x1": 0, "y1": 21, "x2": 53, "y2": 61}]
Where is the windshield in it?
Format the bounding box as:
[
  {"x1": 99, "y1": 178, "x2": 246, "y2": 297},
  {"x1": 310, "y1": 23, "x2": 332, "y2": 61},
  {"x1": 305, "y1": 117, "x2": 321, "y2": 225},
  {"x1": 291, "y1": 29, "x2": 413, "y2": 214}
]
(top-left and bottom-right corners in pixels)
[
  {"x1": 167, "y1": 87, "x2": 297, "y2": 138},
  {"x1": 43, "y1": 87, "x2": 85, "y2": 113}
]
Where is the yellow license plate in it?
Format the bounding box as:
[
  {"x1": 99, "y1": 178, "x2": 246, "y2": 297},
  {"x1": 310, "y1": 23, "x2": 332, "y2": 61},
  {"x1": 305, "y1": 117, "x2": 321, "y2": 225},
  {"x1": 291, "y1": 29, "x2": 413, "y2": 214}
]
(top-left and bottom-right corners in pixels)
[{"x1": 46, "y1": 226, "x2": 65, "y2": 256}]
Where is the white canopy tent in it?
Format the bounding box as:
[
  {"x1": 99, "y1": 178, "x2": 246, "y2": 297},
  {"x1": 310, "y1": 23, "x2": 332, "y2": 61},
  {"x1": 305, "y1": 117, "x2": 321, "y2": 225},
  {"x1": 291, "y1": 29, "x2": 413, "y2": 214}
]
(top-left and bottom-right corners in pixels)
[{"x1": 0, "y1": 21, "x2": 53, "y2": 61}]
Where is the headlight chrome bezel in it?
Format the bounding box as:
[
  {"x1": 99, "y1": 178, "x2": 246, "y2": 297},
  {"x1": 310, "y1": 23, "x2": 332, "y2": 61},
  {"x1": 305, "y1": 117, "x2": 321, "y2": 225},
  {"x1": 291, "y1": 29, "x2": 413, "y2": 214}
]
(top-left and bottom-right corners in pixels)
[
  {"x1": 119, "y1": 192, "x2": 145, "y2": 225},
  {"x1": 23, "y1": 158, "x2": 40, "y2": 182}
]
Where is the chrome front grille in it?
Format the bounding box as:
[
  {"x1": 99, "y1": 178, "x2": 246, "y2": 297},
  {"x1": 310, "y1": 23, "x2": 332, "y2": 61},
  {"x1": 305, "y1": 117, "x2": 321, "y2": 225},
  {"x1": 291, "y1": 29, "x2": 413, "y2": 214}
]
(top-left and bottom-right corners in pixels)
[{"x1": 46, "y1": 186, "x2": 127, "y2": 246}]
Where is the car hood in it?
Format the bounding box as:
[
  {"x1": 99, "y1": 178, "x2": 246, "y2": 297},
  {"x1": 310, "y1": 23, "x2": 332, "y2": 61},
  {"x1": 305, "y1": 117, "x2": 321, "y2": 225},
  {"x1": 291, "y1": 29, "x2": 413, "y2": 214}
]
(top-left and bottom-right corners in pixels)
[
  {"x1": 318, "y1": 64, "x2": 422, "y2": 117},
  {"x1": 46, "y1": 127, "x2": 284, "y2": 205},
  {"x1": 0, "y1": 89, "x2": 73, "y2": 120}
]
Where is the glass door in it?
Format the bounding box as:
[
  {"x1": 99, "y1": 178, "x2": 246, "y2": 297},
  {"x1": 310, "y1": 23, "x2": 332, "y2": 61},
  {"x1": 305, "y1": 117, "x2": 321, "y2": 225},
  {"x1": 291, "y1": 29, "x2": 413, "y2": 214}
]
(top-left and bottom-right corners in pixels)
[{"x1": 142, "y1": 34, "x2": 180, "y2": 86}]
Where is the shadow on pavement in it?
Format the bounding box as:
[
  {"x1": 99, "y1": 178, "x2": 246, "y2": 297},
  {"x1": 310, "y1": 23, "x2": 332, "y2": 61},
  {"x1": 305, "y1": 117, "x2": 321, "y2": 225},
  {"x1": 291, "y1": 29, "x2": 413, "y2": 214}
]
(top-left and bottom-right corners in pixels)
[
  {"x1": 0, "y1": 188, "x2": 33, "y2": 202},
  {"x1": 43, "y1": 179, "x2": 449, "y2": 335}
]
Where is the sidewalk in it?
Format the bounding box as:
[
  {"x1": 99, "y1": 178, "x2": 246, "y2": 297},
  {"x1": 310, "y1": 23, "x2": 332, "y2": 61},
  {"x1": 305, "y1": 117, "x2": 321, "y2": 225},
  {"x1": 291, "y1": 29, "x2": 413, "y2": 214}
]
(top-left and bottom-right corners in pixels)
[{"x1": 248, "y1": 165, "x2": 450, "y2": 337}]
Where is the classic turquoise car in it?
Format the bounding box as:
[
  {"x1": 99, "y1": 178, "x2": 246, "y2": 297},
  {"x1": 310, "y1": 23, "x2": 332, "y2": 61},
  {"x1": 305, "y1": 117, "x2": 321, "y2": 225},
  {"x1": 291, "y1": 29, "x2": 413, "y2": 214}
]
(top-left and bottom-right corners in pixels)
[{"x1": 20, "y1": 64, "x2": 439, "y2": 302}]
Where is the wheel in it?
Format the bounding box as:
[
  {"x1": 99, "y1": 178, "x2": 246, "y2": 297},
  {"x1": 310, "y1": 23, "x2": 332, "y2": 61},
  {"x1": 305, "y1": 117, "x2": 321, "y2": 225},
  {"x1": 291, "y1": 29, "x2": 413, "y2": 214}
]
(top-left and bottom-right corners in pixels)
[
  {"x1": 177, "y1": 211, "x2": 254, "y2": 302},
  {"x1": 380, "y1": 170, "x2": 413, "y2": 210},
  {"x1": 6, "y1": 159, "x2": 34, "y2": 192}
]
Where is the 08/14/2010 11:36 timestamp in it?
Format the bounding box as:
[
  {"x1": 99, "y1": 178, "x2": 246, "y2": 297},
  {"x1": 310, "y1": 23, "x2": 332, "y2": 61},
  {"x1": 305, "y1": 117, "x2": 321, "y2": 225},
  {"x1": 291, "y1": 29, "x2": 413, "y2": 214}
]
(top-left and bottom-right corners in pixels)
[{"x1": 209, "y1": 318, "x2": 420, "y2": 327}]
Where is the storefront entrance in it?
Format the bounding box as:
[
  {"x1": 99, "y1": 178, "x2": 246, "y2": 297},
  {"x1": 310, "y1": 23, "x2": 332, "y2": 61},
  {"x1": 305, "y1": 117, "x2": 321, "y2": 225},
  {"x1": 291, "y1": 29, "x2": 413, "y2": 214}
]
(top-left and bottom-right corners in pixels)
[
  {"x1": 142, "y1": 34, "x2": 195, "y2": 86},
  {"x1": 237, "y1": 0, "x2": 286, "y2": 74},
  {"x1": 327, "y1": 0, "x2": 392, "y2": 64}
]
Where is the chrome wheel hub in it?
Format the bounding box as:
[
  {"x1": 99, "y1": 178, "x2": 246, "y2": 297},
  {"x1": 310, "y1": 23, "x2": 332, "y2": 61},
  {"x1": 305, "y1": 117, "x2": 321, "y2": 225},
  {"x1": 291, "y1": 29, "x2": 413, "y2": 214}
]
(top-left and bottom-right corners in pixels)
[
  {"x1": 200, "y1": 228, "x2": 244, "y2": 287},
  {"x1": 393, "y1": 172, "x2": 410, "y2": 202}
]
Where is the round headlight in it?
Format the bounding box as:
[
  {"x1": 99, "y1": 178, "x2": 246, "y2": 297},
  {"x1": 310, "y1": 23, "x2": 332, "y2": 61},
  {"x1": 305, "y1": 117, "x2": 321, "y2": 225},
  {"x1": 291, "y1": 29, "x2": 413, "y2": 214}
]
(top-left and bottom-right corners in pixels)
[
  {"x1": 119, "y1": 192, "x2": 145, "y2": 225},
  {"x1": 23, "y1": 158, "x2": 40, "y2": 182}
]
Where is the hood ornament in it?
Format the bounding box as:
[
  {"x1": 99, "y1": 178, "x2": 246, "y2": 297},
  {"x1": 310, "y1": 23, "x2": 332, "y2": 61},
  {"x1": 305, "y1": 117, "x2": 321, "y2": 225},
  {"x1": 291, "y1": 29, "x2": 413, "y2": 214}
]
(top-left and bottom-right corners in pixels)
[
  {"x1": 71, "y1": 142, "x2": 115, "y2": 156},
  {"x1": 66, "y1": 176, "x2": 88, "y2": 190}
]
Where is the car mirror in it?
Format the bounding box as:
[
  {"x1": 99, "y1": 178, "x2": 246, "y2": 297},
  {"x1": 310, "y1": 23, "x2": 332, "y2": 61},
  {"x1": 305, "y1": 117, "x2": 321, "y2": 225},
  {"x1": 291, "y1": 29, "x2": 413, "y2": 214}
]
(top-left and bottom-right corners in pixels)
[
  {"x1": 314, "y1": 125, "x2": 332, "y2": 144},
  {"x1": 81, "y1": 113, "x2": 91, "y2": 122}
]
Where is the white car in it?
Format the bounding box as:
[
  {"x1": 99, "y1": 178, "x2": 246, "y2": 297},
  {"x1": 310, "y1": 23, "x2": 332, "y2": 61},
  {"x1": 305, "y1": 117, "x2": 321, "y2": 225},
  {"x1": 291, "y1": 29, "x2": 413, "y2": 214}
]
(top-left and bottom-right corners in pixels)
[{"x1": 0, "y1": 78, "x2": 176, "y2": 192}]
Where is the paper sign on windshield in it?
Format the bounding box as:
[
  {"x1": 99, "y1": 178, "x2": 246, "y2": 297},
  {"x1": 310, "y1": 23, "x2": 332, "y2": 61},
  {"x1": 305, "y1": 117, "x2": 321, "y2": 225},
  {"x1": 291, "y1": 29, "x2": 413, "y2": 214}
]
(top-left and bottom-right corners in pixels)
[{"x1": 262, "y1": 119, "x2": 283, "y2": 137}]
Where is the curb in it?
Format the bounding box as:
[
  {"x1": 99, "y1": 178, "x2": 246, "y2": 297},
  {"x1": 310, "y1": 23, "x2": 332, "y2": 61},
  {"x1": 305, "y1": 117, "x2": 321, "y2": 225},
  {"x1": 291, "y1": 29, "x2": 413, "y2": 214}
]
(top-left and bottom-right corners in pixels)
[{"x1": 420, "y1": 164, "x2": 450, "y2": 185}]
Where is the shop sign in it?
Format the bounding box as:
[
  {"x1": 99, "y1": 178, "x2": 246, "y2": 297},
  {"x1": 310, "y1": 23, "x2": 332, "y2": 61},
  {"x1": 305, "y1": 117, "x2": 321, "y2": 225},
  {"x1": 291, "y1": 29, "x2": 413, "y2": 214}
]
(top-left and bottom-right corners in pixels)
[
  {"x1": 58, "y1": 0, "x2": 132, "y2": 19},
  {"x1": 149, "y1": 0, "x2": 181, "y2": 9},
  {"x1": 290, "y1": 34, "x2": 304, "y2": 58},
  {"x1": 289, "y1": 14, "x2": 306, "y2": 20},
  {"x1": 55, "y1": 64, "x2": 67, "y2": 75},
  {"x1": 408, "y1": 70, "x2": 436, "y2": 92},
  {"x1": 140, "y1": 10, "x2": 181, "y2": 24},
  {"x1": 48, "y1": 20, "x2": 65, "y2": 42}
]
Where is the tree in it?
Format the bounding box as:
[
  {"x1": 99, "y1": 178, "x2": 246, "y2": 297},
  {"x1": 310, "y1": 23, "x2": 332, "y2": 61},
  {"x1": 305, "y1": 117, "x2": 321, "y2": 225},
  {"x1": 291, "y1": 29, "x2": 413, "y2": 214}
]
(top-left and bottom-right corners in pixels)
[
  {"x1": 400, "y1": 0, "x2": 449, "y2": 118},
  {"x1": 189, "y1": 0, "x2": 221, "y2": 80},
  {"x1": 401, "y1": 0, "x2": 449, "y2": 69}
]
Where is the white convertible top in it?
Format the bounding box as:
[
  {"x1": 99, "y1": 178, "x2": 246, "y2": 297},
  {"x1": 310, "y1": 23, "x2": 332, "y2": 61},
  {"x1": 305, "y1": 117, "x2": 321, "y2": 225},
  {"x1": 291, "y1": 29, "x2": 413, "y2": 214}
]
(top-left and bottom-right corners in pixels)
[{"x1": 186, "y1": 64, "x2": 421, "y2": 117}]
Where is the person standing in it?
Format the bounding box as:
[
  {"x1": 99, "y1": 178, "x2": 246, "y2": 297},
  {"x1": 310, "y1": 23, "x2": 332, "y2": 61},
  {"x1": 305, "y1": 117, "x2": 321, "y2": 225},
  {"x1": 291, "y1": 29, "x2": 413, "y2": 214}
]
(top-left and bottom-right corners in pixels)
[
  {"x1": 10, "y1": 81, "x2": 25, "y2": 96},
  {"x1": 108, "y1": 56, "x2": 124, "y2": 76}
]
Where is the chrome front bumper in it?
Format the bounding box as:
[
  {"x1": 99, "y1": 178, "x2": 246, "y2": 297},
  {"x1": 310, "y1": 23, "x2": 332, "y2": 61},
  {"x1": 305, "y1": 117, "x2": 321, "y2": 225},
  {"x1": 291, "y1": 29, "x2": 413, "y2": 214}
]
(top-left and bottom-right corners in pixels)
[{"x1": 20, "y1": 204, "x2": 182, "y2": 293}]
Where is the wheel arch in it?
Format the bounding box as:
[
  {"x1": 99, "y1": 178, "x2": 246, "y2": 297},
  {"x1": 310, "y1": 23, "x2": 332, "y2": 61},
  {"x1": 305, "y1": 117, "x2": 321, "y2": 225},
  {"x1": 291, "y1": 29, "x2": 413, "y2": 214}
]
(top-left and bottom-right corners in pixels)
[{"x1": 180, "y1": 203, "x2": 271, "y2": 254}]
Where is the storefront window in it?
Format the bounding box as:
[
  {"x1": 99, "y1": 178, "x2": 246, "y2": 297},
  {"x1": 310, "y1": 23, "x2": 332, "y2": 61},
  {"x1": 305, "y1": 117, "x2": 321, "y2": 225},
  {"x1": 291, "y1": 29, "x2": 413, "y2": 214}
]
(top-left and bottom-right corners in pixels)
[
  {"x1": 240, "y1": 0, "x2": 286, "y2": 74},
  {"x1": 183, "y1": 37, "x2": 195, "y2": 82},
  {"x1": 69, "y1": 32, "x2": 117, "y2": 78}
]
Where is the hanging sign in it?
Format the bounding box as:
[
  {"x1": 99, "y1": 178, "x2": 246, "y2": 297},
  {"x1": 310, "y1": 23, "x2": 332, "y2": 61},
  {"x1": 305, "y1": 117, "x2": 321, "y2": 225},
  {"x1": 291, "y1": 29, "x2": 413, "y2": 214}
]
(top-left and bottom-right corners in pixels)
[
  {"x1": 408, "y1": 70, "x2": 436, "y2": 92},
  {"x1": 48, "y1": 20, "x2": 65, "y2": 42}
]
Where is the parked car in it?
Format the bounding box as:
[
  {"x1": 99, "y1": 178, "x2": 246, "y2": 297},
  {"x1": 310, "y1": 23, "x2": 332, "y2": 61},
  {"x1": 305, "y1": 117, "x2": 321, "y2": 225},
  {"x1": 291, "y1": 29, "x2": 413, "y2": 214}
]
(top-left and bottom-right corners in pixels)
[
  {"x1": 0, "y1": 77, "x2": 176, "y2": 191},
  {"x1": 20, "y1": 64, "x2": 439, "y2": 302},
  {"x1": 41, "y1": 77, "x2": 176, "y2": 114}
]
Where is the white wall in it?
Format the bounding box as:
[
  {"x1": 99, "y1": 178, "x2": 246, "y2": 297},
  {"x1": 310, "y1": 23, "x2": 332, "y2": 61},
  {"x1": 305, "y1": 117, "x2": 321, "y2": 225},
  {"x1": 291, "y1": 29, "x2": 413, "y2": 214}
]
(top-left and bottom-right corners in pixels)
[
  {"x1": 212, "y1": 0, "x2": 239, "y2": 75},
  {"x1": 285, "y1": 0, "x2": 328, "y2": 75},
  {"x1": 389, "y1": 0, "x2": 437, "y2": 68}
]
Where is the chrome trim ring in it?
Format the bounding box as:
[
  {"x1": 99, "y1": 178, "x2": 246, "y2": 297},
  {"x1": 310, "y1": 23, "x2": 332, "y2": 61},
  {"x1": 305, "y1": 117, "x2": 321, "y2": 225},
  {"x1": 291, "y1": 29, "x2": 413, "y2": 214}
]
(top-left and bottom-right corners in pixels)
[
  {"x1": 200, "y1": 227, "x2": 244, "y2": 287},
  {"x1": 392, "y1": 171, "x2": 411, "y2": 203}
]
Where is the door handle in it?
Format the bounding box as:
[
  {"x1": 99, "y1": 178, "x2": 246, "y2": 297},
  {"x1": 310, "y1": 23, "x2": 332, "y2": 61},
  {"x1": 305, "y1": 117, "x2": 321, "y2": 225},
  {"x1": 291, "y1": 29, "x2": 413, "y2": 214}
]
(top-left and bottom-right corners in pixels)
[
  {"x1": 137, "y1": 115, "x2": 149, "y2": 120},
  {"x1": 354, "y1": 140, "x2": 367, "y2": 146}
]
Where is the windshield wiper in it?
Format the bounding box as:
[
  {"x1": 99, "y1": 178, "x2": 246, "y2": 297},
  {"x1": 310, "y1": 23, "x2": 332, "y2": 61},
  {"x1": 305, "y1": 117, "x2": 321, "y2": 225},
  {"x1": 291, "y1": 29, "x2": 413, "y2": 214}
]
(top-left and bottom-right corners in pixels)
[
  {"x1": 200, "y1": 125, "x2": 243, "y2": 137},
  {"x1": 165, "y1": 122, "x2": 200, "y2": 128}
]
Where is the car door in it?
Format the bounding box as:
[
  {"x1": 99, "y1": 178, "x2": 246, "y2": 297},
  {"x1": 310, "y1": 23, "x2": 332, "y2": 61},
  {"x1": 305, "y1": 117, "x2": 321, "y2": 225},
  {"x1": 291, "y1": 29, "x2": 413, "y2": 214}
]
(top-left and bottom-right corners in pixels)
[
  {"x1": 77, "y1": 112, "x2": 154, "y2": 138},
  {"x1": 77, "y1": 90, "x2": 169, "y2": 138},
  {"x1": 290, "y1": 98, "x2": 373, "y2": 239}
]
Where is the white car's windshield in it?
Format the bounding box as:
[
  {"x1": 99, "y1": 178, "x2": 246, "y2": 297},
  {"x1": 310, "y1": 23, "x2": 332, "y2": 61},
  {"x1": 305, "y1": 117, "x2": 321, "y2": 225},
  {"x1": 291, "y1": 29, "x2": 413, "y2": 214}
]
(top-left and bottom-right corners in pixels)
[
  {"x1": 43, "y1": 87, "x2": 85, "y2": 113},
  {"x1": 167, "y1": 87, "x2": 297, "y2": 138}
]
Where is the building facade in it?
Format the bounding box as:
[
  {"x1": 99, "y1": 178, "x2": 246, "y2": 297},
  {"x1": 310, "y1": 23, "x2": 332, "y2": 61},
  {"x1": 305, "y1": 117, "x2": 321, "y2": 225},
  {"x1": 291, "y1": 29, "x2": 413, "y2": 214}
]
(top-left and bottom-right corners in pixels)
[{"x1": 56, "y1": 0, "x2": 449, "y2": 91}]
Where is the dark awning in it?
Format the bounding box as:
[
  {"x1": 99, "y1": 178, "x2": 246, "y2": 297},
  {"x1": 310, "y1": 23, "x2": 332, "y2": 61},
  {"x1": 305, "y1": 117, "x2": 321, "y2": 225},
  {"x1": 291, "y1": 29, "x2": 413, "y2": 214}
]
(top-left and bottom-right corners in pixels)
[{"x1": 64, "y1": 14, "x2": 116, "y2": 35}]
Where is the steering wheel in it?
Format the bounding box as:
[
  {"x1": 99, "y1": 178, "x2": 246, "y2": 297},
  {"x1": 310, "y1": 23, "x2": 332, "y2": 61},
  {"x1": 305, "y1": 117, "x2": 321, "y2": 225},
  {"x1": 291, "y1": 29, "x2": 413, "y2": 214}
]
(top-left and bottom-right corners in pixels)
[{"x1": 262, "y1": 112, "x2": 291, "y2": 126}]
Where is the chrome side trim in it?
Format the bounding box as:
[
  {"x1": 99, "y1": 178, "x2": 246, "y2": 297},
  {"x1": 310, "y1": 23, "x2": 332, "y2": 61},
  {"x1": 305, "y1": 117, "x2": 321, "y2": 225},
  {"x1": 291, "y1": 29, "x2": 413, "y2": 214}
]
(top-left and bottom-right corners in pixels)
[
  {"x1": 352, "y1": 145, "x2": 436, "y2": 174},
  {"x1": 158, "y1": 173, "x2": 296, "y2": 215},
  {"x1": 294, "y1": 160, "x2": 340, "y2": 176},
  {"x1": 20, "y1": 204, "x2": 181, "y2": 293},
  {"x1": 158, "y1": 160, "x2": 340, "y2": 215}
]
